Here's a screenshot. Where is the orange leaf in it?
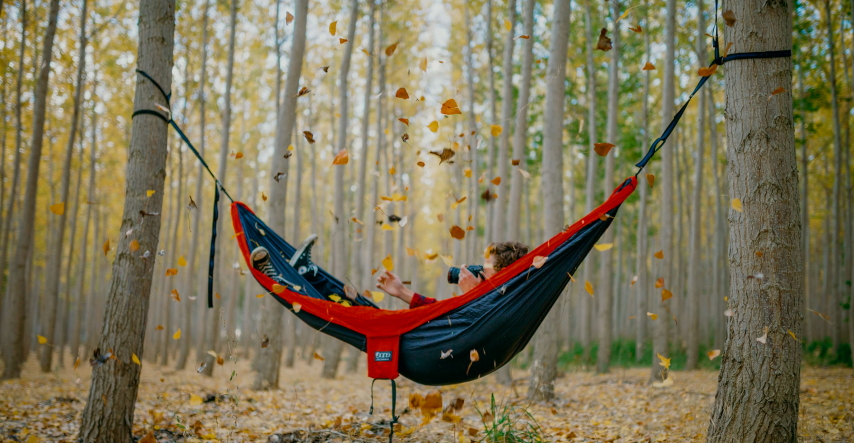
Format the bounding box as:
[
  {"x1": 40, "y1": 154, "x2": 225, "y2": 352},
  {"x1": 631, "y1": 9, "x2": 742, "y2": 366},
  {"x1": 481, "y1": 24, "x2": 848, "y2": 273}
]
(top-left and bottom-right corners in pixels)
[
  {"x1": 722, "y1": 10, "x2": 736, "y2": 27},
  {"x1": 491, "y1": 176, "x2": 501, "y2": 185},
  {"x1": 661, "y1": 288, "x2": 673, "y2": 301},
  {"x1": 642, "y1": 62, "x2": 656, "y2": 71},
  {"x1": 332, "y1": 149, "x2": 349, "y2": 165},
  {"x1": 596, "y1": 28, "x2": 613, "y2": 51},
  {"x1": 339, "y1": 38, "x2": 348, "y2": 44},
  {"x1": 593, "y1": 143, "x2": 615, "y2": 156},
  {"x1": 285, "y1": 12, "x2": 294, "y2": 25},
  {"x1": 440, "y1": 98, "x2": 462, "y2": 115},
  {"x1": 129, "y1": 240, "x2": 140, "y2": 252},
  {"x1": 654, "y1": 250, "x2": 664, "y2": 259},
  {"x1": 655, "y1": 277, "x2": 664, "y2": 288},
  {"x1": 398, "y1": 118, "x2": 409, "y2": 125},
  {"x1": 395, "y1": 87, "x2": 409, "y2": 99},
  {"x1": 646, "y1": 173, "x2": 655, "y2": 188},
  {"x1": 629, "y1": 24, "x2": 643, "y2": 33},
  {"x1": 698, "y1": 64, "x2": 718, "y2": 77},
  {"x1": 450, "y1": 225, "x2": 466, "y2": 240},
  {"x1": 165, "y1": 268, "x2": 178, "y2": 277},
  {"x1": 385, "y1": 42, "x2": 398, "y2": 57}
]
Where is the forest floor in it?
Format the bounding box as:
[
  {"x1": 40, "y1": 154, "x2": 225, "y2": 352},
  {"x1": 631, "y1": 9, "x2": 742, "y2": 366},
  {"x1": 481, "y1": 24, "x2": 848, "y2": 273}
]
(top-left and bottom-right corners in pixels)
[{"x1": 1, "y1": 354, "x2": 852, "y2": 443}]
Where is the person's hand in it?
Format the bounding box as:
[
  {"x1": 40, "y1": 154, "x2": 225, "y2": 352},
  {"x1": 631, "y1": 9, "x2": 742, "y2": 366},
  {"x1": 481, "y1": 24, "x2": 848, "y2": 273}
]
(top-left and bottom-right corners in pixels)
[
  {"x1": 376, "y1": 270, "x2": 414, "y2": 302},
  {"x1": 458, "y1": 265, "x2": 484, "y2": 293}
]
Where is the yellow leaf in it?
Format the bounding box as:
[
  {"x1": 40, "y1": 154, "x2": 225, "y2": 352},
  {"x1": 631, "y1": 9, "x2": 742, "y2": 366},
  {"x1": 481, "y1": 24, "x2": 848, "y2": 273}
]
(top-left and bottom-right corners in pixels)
[
  {"x1": 491, "y1": 176, "x2": 501, "y2": 185},
  {"x1": 464, "y1": 168, "x2": 472, "y2": 178},
  {"x1": 584, "y1": 280, "x2": 594, "y2": 296},
  {"x1": 129, "y1": 240, "x2": 140, "y2": 252},
  {"x1": 37, "y1": 335, "x2": 47, "y2": 345},
  {"x1": 532, "y1": 256, "x2": 548, "y2": 269},
  {"x1": 655, "y1": 277, "x2": 664, "y2": 288},
  {"x1": 189, "y1": 393, "x2": 203, "y2": 406},
  {"x1": 440, "y1": 254, "x2": 454, "y2": 267},
  {"x1": 286, "y1": 11, "x2": 294, "y2": 24},
  {"x1": 291, "y1": 302, "x2": 302, "y2": 313},
  {"x1": 382, "y1": 254, "x2": 394, "y2": 271},
  {"x1": 504, "y1": 19, "x2": 512, "y2": 31},
  {"x1": 313, "y1": 352, "x2": 325, "y2": 361},
  {"x1": 419, "y1": 57, "x2": 428, "y2": 72},
  {"x1": 49, "y1": 202, "x2": 65, "y2": 215},
  {"x1": 646, "y1": 173, "x2": 655, "y2": 188},
  {"x1": 332, "y1": 149, "x2": 349, "y2": 165},
  {"x1": 339, "y1": 38, "x2": 348, "y2": 44},
  {"x1": 177, "y1": 256, "x2": 187, "y2": 266},
  {"x1": 173, "y1": 329, "x2": 181, "y2": 340},
  {"x1": 381, "y1": 223, "x2": 394, "y2": 231},
  {"x1": 698, "y1": 64, "x2": 719, "y2": 77},
  {"x1": 469, "y1": 349, "x2": 479, "y2": 362},
  {"x1": 440, "y1": 98, "x2": 462, "y2": 115},
  {"x1": 647, "y1": 312, "x2": 658, "y2": 320},
  {"x1": 146, "y1": 190, "x2": 156, "y2": 197},
  {"x1": 427, "y1": 120, "x2": 439, "y2": 132},
  {"x1": 731, "y1": 198, "x2": 743, "y2": 212},
  {"x1": 384, "y1": 42, "x2": 398, "y2": 57},
  {"x1": 132, "y1": 353, "x2": 141, "y2": 365},
  {"x1": 272, "y1": 284, "x2": 286, "y2": 294},
  {"x1": 103, "y1": 239, "x2": 111, "y2": 256},
  {"x1": 329, "y1": 21, "x2": 337, "y2": 35},
  {"x1": 256, "y1": 293, "x2": 265, "y2": 298},
  {"x1": 656, "y1": 353, "x2": 671, "y2": 369},
  {"x1": 707, "y1": 349, "x2": 721, "y2": 360},
  {"x1": 170, "y1": 289, "x2": 180, "y2": 302},
  {"x1": 787, "y1": 330, "x2": 798, "y2": 341},
  {"x1": 371, "y1": 291, "x2": 385, "y2": 302},
  {"x1": 654, "y1": 250, "x2": 664, "y2": 259},
  {"x1": 328, "y1": 294, "x2": 342, "y2": 302},
  {"x1": 661, "y1": 288, "x2": 673, "y2": 301},
  {"x1": 490, "y1": 125, "x2": 503, "y2": 137},
  {"x1": 389, "y1": 166, "x2": 396, "y2": 175},
  {"x1": 406, "y1": 247, "x2": 417, "y2": 256},
  {"x1": 594, "y1": 243, "x2": 613, "y2": 251}
]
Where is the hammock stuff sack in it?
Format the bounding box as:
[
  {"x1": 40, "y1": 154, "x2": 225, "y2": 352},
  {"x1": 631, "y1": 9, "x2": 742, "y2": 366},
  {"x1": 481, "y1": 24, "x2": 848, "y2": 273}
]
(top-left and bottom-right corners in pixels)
[{"x1": 232, "y1": 177, "x2": 637, "y2": 386}]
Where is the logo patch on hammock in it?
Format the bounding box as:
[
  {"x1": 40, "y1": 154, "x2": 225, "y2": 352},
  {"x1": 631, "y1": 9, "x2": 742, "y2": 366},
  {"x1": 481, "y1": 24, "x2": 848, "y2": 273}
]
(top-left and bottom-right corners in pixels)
[{"x1": 374, "y1": 351, "x2": 393, "y2": 362}]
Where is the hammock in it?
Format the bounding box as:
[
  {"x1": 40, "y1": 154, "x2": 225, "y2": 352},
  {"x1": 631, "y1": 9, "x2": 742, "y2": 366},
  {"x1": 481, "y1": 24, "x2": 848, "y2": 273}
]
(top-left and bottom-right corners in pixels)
[{"x1": 231, "y1": 177, "x2": 637, "y2": 385}]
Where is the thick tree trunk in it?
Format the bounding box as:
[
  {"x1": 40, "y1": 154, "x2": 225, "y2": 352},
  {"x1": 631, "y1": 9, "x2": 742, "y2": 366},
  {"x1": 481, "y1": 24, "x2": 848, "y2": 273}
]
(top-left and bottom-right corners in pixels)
[
  {"x1": 321, "y1": 0, "x2": 358, "y2": 380},
  {"x1": 597, "y1": 0, "x2": 620, "y2": 374},
  {"x1": 40, "y1": 0, "x2": 89, "y2": 372},
  {"x1": 706, "y1": 0, "x2": 801, "y2": 440},
  {"x1": 650, "y1": 0, "x2": 675, "y2": 382},
  {"x1": 493, "y1": 0, "x2": 516, "y2": 242},
  {"x1": 254, "y1": 0, "x2": 308, "y2": 391},
  {"x1": 1, "y1": 0, "x2": 61, "y2": 380},
  {"x1": 527, "y1": 0, "x2": 570, "y2": 403},
  {"x1": 77, "y1": 1, "x2": 175, "y2": 440}
]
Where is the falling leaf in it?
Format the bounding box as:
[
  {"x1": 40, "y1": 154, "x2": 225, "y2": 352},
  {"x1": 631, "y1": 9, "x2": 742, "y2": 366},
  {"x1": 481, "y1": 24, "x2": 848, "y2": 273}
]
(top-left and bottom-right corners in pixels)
[
  {"x1": 532, "y1": 256, "x2": 548, "y2": 269},
  {"x1": 504, "y1": 19, "x2": 512, "y2": 31},
  {"x1": 771, "y1": 87, "x2": 785, "y2": 96},
  {"x1": 722, "y1": 10, "x2": 736, "y2": 27},
  {"x1": 398, "y1": 117, "x2": 409, "y2": 125},
  {"x1": 630, "y1": 275, "x2": 638, "y2": 286},
  {"x1": 395, "y1": 87, "x2": 409, "y2": 99},
  {"x1": 594, "y1": 243, "x2": 613, "y2": 251},
  {"x1": 787, "y1": 330, "x2": 798, "y2": 341},
  {"x1": 440, "y1": 349, "x2": 453, "y2": 359},
  {"x1": 286, "y1": 12, "x2": 294, "y2": 24},
  {"x1": 313, "y1": 352, "x2": 325, "y2": 361},
  {"x1": 808, "y1": 309, "x2": 832, "y2": 324},
  {"x1": 37, "y1": 335, "x2": 47, "y2": 345},
  {"x1": 441, "y1": 98, "x2": 462, "y2": 115},
  {"x1": 382, "y1": 254, "x2": 394, "y2": 271},
  {"x1": 417, "y1": 161, "x2": 426, "y2": 167},
  {"x1": 328, "y1": 21, "x2": 337, "y2": 35},
  {"x1": 165, "y1": 268, "x2": 178, "y2": 277},
  {"x1": 594, "y1": 142, "x2": 615, "y2": 156},
  {"x1": 731, "y1": 198, "x2": 743, "y2": 212},
  {"x1": 332, "y1": 149, "x2": 349, "y2": 165},
  {"x1": 371, "y1": 291, "x2": 385, "y2": 303},
  {"x1": 296, "y1": 86, "x2": 310, "y2": 97},
  {"x1": 657, "y1": 353, "x2": 671, "y2": 369},
  {"x1": 74, "y1": 358, "x2": 80, "y2": 370},
  {"x1": 303, "y1": 131, "x2": 315, "y2": 143},
  {"x1": 756, "y1": 327, "x2": 768, "y2": 344},
  {"x1": 272, "y1": 284, "x2": 286, "y2": 294},
  {"x1": 464, "y1": 168, "x2": 472, "y2": 178},
  {"x1": 655, "y1": 277, "x2": 664, "y2": 288},
  {"x1": 647, "y1": 312, "x2": 658, "y2": 320},
  {"x1": 490, "y1": 125, "x2": 504, "y2": 137},
  {"x1": 724, "y1": 309, "x2": 734, "y2": 317},
  {"x1": 156, "y1": 325, "x2": 164, "y2": 330},
  {"x1": 755, "y1": 251, "x2": 764, "y2": 257},
  {"x1": 132, "y1": 353, "x2": 141, "y2": 365},
  {"x1": 707, "y1": 349, "x2": 721, "y2": 360},
  {"x1": 646, "y1": 173, "x2": 655, "y2": 188},
  {"x1": 170, "y1": 289, "x2": 181, "y2": 302},
  {"x1": 491, "y1": 176, "x2": 501, "y2": 185},
  {"x1": 440, "y1": 254, "x2": 454, "y2": 266},
  {"x1": 451, "y1": 196, "x2": 467, "y2": 209},
  {"x1": 261, "y1": 192, "x2": 267, "y2": 201},
  {"x1": 234, "y1": 152, "x2": 244, "y2": 159},
  {"x1": 429, "y1": 148, "x2": 455, "y2": 164},
  {"x1": 384, "y1": 42, "x2": 398, "y2": 56},
  {"x1": 256, "y1": 293, "x2": 265, "y2": 298},
  {"x1": 584, "y1": 280, "x2": 594, "y2": 296},
  {"x1": 129, "y1": 240, "x2": 140, "y2": 252},
  {"x1": 654, "y1": 250, "x2": 664, "y2": 259},
  {"x1": 629, "y1": 24, "x2": 643, "y2": 33},
  {"x1": 698, "y1": 64, "x2": 718, "y2": 77},
  {"x1": 339, "y1": 38, "x2": 348, "y2": 44},
  {"x1": 189, "y1": 394, "x2": 203, "y2": 406},
  {"x1": 643, "y1": 62, "x2": 656, "y2": 71},
  {"x1": 419, "y1": 57, "x2": 428, "y2": 72},
  {"x1": 173, "y1": 329, "x2": 181, "y2": 340},
  {"x1": 103, "y1": 239, "x2": 111, "y2": 256},
  {"x1": 596, "y1": 28, "x2": 613, "y2": 51},
  {"x1": 177, "y1": 255, "x2": 187, "y2": 266},
  {"x1": 50, "y1": 202, "x2": 65, "y2": 215},
  {"x1": 661, "y1": 288, "x2": 673, "y2": 301},
  {"x1": 449, "y1": 225, "x2": 466, "y2": 240},
  {"x1": 426, "y1": 121, "x2": 441, "y2": 134}
]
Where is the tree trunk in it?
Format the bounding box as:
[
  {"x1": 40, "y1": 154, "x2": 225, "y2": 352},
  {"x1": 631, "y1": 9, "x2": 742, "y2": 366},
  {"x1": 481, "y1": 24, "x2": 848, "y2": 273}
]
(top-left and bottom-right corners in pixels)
[
  {"x1": 493, "y1": 0, "x2": 516, "y2": 242},
  {"x1": 39, "y1": 0, "x2": 89, "y2": 372},
  {"x1": 1, "y1": 0, "x2": 61, "y2": 380},
  {"x1": 706, "y1": 0, "x2": 801, "y2": 439},
  {"x1": 484, "y1": 0, "x2": 498, "y2": 246},
  {"x1": 321, "y1": 0, "x2": 358, "y2": 380},
  {"x1": 507, "y1": 0, "x2": 534, "y2": 242},
  {"x1": 254, "y1": 0, "x2": 308, "y2": 390},
  {"x1": 580, "y1": 0, "x2": 598, "y2": 356},
  {"x1": 355, "y1": 0, "x2": 376, "y2": 291},
  {"x1": 527, "y1": 0, "x2": 570, "y2": 403},
  {"x1": 596, "y1": 0, "x2": 620, "y2": 374},
  {"x1": 685, "y1": 0, "x2": 705, "y2": 371},
  {"x1": 649, "y1": 0, "x2": 675, "y2": 382},
  {"x1": 635, "y1": 0, "x2": 651, "y2": 363},
  {"x1": 77, "y1": 0, "x2": 175, "y2": 439}
]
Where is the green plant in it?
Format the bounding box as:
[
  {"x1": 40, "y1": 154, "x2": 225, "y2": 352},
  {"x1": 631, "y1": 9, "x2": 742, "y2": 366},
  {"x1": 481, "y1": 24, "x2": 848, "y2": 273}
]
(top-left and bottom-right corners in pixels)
[{"x1": 474, "y1": 394, "x2": 546, "y2": 443}]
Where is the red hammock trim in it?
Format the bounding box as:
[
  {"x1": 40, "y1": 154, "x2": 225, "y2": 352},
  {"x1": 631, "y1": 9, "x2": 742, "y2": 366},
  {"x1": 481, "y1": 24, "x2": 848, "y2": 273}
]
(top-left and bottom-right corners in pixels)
[{"x1": 231, "y1": 177, "x2": 636, "y2": 339}]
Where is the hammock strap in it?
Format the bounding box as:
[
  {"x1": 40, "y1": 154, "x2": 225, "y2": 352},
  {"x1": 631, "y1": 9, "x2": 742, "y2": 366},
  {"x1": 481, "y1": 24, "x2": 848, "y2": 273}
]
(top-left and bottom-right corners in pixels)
[
  {"x1": 131, "y1": 69, "x2": 234, "y2": 308},
  {"x1": 634, "y1": 0, "x2": 792, "y2": 172},
  {"x1": 368, "y1": 379, "x2": 399, "y2": 443}
]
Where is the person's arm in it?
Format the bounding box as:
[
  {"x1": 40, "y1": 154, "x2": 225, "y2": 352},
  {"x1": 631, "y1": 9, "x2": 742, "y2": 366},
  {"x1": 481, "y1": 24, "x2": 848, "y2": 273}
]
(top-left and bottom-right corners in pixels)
[
  {"x1": 376, "y1": 271, "x2": 416, "y2": 303},
  {"x1": 409, "y1": 293, "x2": 437, "y2": 308}
]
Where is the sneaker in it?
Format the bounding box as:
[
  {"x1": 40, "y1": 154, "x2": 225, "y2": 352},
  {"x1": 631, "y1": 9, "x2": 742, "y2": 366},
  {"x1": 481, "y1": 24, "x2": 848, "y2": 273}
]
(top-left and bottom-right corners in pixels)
[
  {"x1": 250, "y1": 247, "x2": 279, "y2": 279},
  {"x1": 289, "y1": 234, "x2": 319, "y2": 276}
]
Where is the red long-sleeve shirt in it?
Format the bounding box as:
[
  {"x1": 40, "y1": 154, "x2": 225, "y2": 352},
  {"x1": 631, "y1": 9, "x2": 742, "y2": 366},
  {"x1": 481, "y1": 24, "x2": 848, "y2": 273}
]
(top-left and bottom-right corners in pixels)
[{"x1": 409, "y1": 293, "x2": 437, "y2": 309}]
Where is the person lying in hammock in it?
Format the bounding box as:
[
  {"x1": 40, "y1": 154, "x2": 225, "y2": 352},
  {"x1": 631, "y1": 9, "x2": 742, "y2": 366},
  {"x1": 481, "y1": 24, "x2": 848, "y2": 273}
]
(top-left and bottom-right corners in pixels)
[{"x1": 374, "y1": 241, "x2": 529, "y2": 308}]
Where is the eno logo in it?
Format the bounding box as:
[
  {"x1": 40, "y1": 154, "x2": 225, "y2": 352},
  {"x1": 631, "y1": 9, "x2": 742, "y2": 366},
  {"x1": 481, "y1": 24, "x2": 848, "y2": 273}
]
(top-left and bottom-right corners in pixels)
[{"x1": 374, "y1": 351, "x2": 393, "y2": 362}]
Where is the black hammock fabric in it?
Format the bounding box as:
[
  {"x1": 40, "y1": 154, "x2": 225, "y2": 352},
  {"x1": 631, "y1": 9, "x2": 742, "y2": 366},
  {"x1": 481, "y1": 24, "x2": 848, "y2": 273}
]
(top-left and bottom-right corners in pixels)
[{"x1": 233, "y1": 178, "x2": 634, "y2": 386}]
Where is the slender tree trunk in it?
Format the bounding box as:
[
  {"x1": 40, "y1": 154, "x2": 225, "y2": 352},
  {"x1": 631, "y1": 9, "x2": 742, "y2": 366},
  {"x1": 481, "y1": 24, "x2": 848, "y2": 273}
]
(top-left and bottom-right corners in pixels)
[
  {"x1": 507, "y1": 0, "x2": 534, "y2": 242},
  {"x1": 321, "y1": 0, "x2": 358, "y2": 380},
  {"x1": 706, "y1": 0, "x2": 801, "y2": 439},
  {"x1": 635, "y1": 0, "x2": 651, "y2": 363},
  {"x1": 363, "y1": 5, "x2": 384, "y2": 309},
  {"x1": 596, "y1": 0, "x2": 620, "y2": 374},
  {"x1": 484, "y1": 0, "x2": 498, "y2": 246},
  {"x1": 581, "y1": 0, "x2": 598, "y2": 356},
  {"x1": 39, "y1": 0, "x2": 89, "y2": 373},
  {"x1": 685, "y1": 0, "x2": 705, "y2": 371},
  {"x1": 493, "y1": 0, "x2": 516, "y2": 242},
  {"x1": 1, "y1": 0, "x2": 61, "y2": 380},
  {"x1": 355, "y1": 0, "x2": 376, "y2": 290},
  {"x1": 254, "y1": 0, "x2": 308, "y2": 390},
  {"x1": 77, "y1": 0, "x2": 175, "y2": 439},
  {"x1": 528, "y1": 0, "x2": 570, "y2": 403}
]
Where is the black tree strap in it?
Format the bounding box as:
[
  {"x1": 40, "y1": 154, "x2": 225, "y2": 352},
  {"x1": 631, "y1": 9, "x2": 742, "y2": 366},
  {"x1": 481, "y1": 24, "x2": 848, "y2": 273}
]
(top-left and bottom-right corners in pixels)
[
  {"x1": 131, "y1": 69, "x2": 233, "y2": 308},
  {"x1": 368, "y1": 379, "x2": 399, "y2": 443}
]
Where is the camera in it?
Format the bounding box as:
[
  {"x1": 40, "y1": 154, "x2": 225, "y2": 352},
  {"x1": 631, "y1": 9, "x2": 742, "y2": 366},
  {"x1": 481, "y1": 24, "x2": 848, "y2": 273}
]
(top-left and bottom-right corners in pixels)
[{"x1": 447, "y1": 265, "x2": 485, "y2": 284}]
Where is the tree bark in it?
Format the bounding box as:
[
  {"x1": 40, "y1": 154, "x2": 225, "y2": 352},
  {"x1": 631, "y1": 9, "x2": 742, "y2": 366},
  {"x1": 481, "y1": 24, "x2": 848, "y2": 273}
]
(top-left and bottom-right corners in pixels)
[
  {"x1": 355, "y1": 0, "x2": 376, "y2": 290},
  {"x1": 484, "y1": 0, "x2": 498, "y2": 247},
  {"x1": 1, "y1": 0, "x2": 61, "y2": 380},
  {"x1": 580, "y1": 0, "x2": 597, "y2": 356},
  {"x1": 254, "y1": 0, "x2": 308, "y2": 390},
  {"x1": 706, "y1": 0, "x2": 801, "y2": 440},
  {"x1": 528, "y1": 0, "x2": 570, "y2": 403},
  {"x1": 77, "y1": 0, "x2": 175, "y2": 440},
  {"x1": 635, "y1": 0, "x2": 651, "y2": 363},
  {"x1": 493, "y1": 0, "x2": 516, "y2": 242}
]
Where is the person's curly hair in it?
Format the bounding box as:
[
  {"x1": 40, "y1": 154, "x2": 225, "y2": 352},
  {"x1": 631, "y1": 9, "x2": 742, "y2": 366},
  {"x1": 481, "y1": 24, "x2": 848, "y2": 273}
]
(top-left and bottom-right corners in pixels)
[{"x1": 488, "y1": 241, "x2": 529, "y2": 272}]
